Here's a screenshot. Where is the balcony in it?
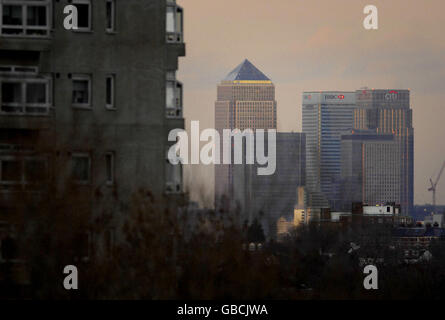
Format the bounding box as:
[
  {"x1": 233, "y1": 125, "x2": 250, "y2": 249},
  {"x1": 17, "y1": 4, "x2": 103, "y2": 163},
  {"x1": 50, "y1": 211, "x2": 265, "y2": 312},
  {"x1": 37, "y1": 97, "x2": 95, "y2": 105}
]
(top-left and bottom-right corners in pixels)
[
  {"x1": 165, "y1": 0, "x2": 185, "y2": 64},
  {"x1": 0, "y1": 0, "x2": 52, "y2": 51},
  {"x1": 165, "y1": 148, "x2": 183, "y2": 195},
  {"x1": 165, "y1": 71, "x2": 183, "y2": 119},
  {"x1": 166, "y1": 1, "x2": 183, "y2": 43},
  {"x1": 0, "y1": 65, "x2": 53, "y2": 129},
  {"x1": 0, "y1": 153, "x2": 49, "y2": 208}
]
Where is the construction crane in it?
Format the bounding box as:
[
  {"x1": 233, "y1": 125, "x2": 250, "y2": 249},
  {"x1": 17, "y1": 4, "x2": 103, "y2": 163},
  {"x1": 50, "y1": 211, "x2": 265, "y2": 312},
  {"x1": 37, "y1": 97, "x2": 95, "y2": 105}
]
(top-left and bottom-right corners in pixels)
[{"x1": 428, "y1": 160, "x2": 445, "y2": 213}]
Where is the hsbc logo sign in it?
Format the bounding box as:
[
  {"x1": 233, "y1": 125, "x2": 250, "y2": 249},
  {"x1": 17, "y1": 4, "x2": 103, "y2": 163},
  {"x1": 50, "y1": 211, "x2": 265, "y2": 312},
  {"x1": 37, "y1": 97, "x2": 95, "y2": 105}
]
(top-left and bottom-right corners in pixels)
[
  {"x1": 325, "y1": 94, "x2": 345, "y2": 100},
  {"x1": 385, "y1": 90, "x2": 398, "y2": 101}
]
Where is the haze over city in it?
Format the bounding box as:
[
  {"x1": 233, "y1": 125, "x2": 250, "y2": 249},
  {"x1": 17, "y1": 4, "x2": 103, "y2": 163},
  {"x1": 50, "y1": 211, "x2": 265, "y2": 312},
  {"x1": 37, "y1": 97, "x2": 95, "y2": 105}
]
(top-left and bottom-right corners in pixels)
[
  {"x1": 2, "y1": 0, "x2": 445, "y2": 303},
  {"x1": 179, "y1": 0, "x2": 445, "y2": 206}
]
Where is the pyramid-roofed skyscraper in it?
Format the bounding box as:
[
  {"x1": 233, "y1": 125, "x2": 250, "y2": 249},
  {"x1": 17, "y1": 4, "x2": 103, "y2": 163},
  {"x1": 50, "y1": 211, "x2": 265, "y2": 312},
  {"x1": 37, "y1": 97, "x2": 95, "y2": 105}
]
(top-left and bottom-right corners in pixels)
[
  {"x1": 214, "y1": 59, "x2": 277, "y2": 208},
  {"x1": 223, "y1": 59, "x2": 271, "y2": 82}
]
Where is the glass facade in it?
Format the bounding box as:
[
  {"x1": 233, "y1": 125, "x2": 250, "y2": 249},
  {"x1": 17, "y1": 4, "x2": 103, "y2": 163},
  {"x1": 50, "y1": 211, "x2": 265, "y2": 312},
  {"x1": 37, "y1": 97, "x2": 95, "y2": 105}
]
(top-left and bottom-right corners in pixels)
[{"x1": 302, "y1": 92, "x2": 356, "y2": 209}]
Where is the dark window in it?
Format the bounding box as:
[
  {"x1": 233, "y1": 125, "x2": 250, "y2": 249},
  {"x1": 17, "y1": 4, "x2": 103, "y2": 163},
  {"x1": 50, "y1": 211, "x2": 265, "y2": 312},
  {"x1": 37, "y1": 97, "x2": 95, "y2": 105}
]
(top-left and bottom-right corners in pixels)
[
  {"x1": 72, "y1": 77, "x2": 90, "y2": 106},
  {"x1": 72, "y1": 155, "x2": 90, "y2": 183},
  {"x1": 24, "y1": 160, "x2": 46, "y2": 182},
  {"x1": 3, "y1": 5, "x2": 22, "y2": 25},
  {"x1": 106, "y1": 0, "x2": 115, "y2": 32},
  {"x1": 1, "y1": 236, "x2": 18, "y2": 260},
  {"x1": 105, "y1": 152, "x2": 114, "y2": 184},
  {"x1": 73, "y1": 3, "x2": 90, "y2": 29},
  {"x1": 26, "y1": 83, "x2": 47, "y2": 103},
  {"x1": 27, "y1": 6, "x2": 46, "y2": 26},
  {"x1": 2, "y1": 82, "x2": 21, "y2": 103},
  {"x1": 106, "y1": 75, "x2": 114, "y2": 108},
  {"x1": 1, "y1": 2, "x2": 50, "y2": 37},
  {"x1": 74, "y1": 232, "x2": 90, "y2": 260},
  {"x1": 1, "y1": 160, "x2": 21, "y2": 182}
]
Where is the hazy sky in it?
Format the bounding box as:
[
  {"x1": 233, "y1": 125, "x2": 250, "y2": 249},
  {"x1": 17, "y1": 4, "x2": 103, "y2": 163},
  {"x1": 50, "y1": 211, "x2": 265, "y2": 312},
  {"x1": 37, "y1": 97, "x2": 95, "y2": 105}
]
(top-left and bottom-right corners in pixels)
[{"x1": 178, "y1": 0, "x2": 445, "y2": 207}]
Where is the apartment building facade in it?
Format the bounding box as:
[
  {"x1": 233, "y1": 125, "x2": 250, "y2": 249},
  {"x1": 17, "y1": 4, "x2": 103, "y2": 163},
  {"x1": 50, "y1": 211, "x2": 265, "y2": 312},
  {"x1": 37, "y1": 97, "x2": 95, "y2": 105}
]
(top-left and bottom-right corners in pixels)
[{"x1": 0, "y1": 0, "x2": 186, "y2": 233}]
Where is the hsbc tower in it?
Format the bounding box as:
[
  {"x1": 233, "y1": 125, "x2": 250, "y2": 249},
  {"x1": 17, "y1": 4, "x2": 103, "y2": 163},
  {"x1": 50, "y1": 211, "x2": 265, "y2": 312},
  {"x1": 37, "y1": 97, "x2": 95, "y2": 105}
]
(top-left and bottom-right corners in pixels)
[{"x1": 302, "y1": 91, "x2": 356, "y2": 210}]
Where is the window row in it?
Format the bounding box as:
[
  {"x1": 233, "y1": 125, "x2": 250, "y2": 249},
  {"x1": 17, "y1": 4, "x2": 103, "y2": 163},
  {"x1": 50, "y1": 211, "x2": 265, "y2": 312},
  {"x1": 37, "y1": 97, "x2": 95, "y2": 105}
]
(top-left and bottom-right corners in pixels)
[
  {"x1": 71, "y1": 152, "x2": 114, "y2": 185},
  {"x1": 0, "y1": 152, "x2": 182, "y2": 194},
  {"x1": 0, "y1": 0, "x2": 184, "y2": 42},
  {"x1": 53, "y1": 151, "x2": 181, "y2": 193},
  {"x1": 0, "y1": 153, "x2": 115, "y2": 186},
  {"x1": 0, "y1": 156, "x2": 47, "y2": 185},
  {"x1": 68, "y1": 0, "x2": 116, "y2": 33},
  {"x1": 0, "y1": 73, "x2": 115, "y2": 114},
  {"x1": 0, "y1": 0, "x2": 116, "y2": 37},
  {"x1": 1, "y1": 69, "x2": 182, "y2": 118}
]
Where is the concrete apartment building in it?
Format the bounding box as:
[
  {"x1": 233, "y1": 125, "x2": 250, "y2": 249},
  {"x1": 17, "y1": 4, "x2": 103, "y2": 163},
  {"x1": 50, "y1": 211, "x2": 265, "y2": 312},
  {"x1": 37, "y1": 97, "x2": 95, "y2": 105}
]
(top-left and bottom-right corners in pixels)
[
  {"x1": 0, "y1": 0, "x2": 185, "y2": 234},
  {"x1": 214, "y1": 59, "x2": 277, "y2": 208}
]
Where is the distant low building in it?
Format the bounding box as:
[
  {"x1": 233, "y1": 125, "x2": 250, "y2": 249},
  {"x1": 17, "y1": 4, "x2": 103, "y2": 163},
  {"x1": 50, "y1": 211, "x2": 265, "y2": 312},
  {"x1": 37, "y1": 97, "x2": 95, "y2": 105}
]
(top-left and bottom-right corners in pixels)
[
  {"x1": 393, "y1": 226, "x2": 445, "y2": 260},
  {"x1": 330, "y1": 203, "x2": 410, "y2": 226},
  {"x1": 421, "y1": 213, "x2": 444, "y2": 227}
]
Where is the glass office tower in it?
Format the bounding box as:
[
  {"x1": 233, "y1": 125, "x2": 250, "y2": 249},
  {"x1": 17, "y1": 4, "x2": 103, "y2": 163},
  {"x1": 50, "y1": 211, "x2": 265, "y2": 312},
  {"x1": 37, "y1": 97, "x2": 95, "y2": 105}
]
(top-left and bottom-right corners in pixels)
[
  {"x1": 302, "y1": 92, "x2": 356, "y2": 210},
  {"x1": 354, "y1": 89, "x2": 414, "y2": 215}
]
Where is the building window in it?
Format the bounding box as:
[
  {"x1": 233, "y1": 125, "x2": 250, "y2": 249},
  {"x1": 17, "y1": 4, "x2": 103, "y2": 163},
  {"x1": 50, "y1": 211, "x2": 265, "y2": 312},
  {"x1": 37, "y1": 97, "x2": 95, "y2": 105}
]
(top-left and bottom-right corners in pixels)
[
  {"x1": 165, "y1": 149, "x2": 182, "y2": 193},
  {"x1": 0, "y1": 67, "x2": 51, "y2": 115},
  {"x1": 74, "y1": 231, "x2": 91, "y2": 262},
  {"x1": 105, "y1": 228, "x2": 115, "y2": 257},
  {"x1": 0, "y1": 158, "x2": 21, "y2": 184},
  {"x1": 166, "y1": 1, "x2": 183, "y2": 43},
  {"x1": 166, "y1": 71, "x2": 182, "y2": 118},
  {"x1": 24, "y1": 158, "x2": 47, "y2": 182},
  {"x1": 72, "y1": 0, "x2": 91, "y2": 31},
  {"x1": 105, "y1": 152, "x2": 114, "y2": 185},
  {"x1": 105, "y1": 74, "x2": 115, "y2": 109},
  {"x1": 71, "y1": 153, "x2": 90, "y2": 184},
  {"x1": 72, "y1": 75, "x2": 91, "y2": 108},
  {"x1": 106, "y1": 0, "x2": 115, "y2": 32},
  {"x1": 0, "y1": 0, "x2": 51, "y2": 37},
  {"x1": 0, "y1": 156, "x2": 47, "y2": 188}
]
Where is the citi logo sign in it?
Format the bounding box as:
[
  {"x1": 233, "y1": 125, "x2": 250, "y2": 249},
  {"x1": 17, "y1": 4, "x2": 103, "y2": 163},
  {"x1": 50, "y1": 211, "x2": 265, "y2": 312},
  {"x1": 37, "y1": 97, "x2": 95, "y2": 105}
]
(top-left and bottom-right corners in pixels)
[{"x1": 385, "y1": 91, "x2": 398, "y2": 101}]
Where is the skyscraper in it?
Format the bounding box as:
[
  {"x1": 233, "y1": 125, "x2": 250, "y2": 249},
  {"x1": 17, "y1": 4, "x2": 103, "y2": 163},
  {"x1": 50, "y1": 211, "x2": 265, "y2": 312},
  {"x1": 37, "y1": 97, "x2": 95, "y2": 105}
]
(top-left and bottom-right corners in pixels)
[
  {"x1": 341, "y1": 129, "x2": 401, "y2": 209},
  {"x1": 232, "y1": 132, "x2": 306, "y2": 238},
  {"x1": 354, "y1": 89, "x2": 414, "y2": 215},
  {"x1": 302, "y1": 92, "x2": 356, "y2": 210},
  {"x1": 214, "y1": 59, "x2": 277, "y2": 206}
]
